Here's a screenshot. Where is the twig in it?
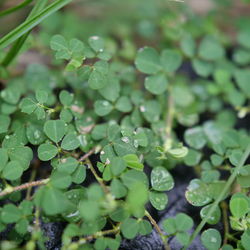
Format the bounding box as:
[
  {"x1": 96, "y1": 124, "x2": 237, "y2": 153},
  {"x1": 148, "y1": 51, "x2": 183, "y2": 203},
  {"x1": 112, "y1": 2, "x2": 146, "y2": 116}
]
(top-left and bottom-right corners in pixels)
[
  {"x1": 85, "y1": 158, "x2": 109, "y2": 194},
  {"x1": 221, "y1": 201, "x2": 229, "y2": 244},
  {"x1": 79, "y1": 225, "x2": 120, "y2": 244},
  {"x1": 145, "y1": 210, "x2": 170, "y2": 250},
  {"x1": 0, "y1": 178, "x2": 49, "y2": 197},
  {"x1": 26, "y1": 169, "x2": 37, "y2": 200},
  {"x1": 78, "y1": 147, "x2": 98, "y2": 162}
]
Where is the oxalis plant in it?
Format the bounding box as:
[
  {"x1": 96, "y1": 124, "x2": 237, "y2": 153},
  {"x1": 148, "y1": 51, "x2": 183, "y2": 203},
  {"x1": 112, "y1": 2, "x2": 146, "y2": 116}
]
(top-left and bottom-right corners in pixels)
[{"x1": 0, "y1": 0, "x2": 250, "y2": 250}]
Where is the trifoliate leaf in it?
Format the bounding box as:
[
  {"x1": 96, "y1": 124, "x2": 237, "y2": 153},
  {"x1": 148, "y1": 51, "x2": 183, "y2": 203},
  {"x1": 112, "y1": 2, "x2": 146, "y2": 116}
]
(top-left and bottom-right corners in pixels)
[
  {"x1": 138, "y1": 220, "x2": 152, "y2": 235},
  {"x1": 61, "y1": 133, "x2": 80, "y2": 150},
  {"x1": 59, "y1": 90, "x2": 74, "y2": 106},
  {"x1": 0, "y1": 148, "x2": 8, "y2": 171},
  {"x1": 201, "y1": 229, "x2": 221, "y2": 250},
  {"x1": 149, "y1": 191, "x2": 168, "y2": 210},
  {"x1": 111, "y1": 179, "x2": 127, "y2": 198},
  {"x1": 168, "y1": 147, "x2": 188, "y2": 159},
  {"x1": 160, "y1": 49, "x2": 182, "y2": 73},
  {"x1": 192, "y1": 59, "x2": 213, "y2": 77},
  {"x1": 42, "y1": 187, "x2": 69, "y2": 215},
  {"x1": 0, "y1": 115, "x2": 10, "y2": 134},
  {"x1": 121, "y1": 218, "x2": 139, "y2": 239},
  {"x1": 88, "y1": 36, "x2": 105, "y2": 52},
  {"x1": 38, "y1": 143, "x2": 58, "y2": 161},
  {"x1": 238, "y1": 30, "x2": 250, "y2": 49},
  {"x1": 198, "y1": 36, "x2": 224, "y2": 61},
  {"x1": 1, "y1": 87, "x2": 21, "y2": 104},
  {"x1": 185, "y1": 179, "x2": 212, "y2": 206},
  {"x1": 19, "y1": 98, "x2": 37, "y2": 114},
  {"x1": 1, "y1": 204, "x2": 22, "y2": 223},
  {"x1": 175, "y1": 213, "x2": 193, "y2": 231},
  {"x1": 110, "y1": 157, "x2": 127, "y2": 176},
  {"x1": 71, "y1": 165, "x2": 86, "y2": 184},
  {"x1": 51, "y1": 171, "x2": 72, "y2": 189},
  {"x1": 200, "y1": 204, "x2": 221, "y2": 225},
  {"x1": 2, "y1": 161, "x2": 23, "y2": 180},
  {"x1": 229, "y1": 197, "x2": 249, "y2": 218},
  {"x1": 151, "y1": 166, "x2": 174, "y2": 191},
  {"x1": 44, "y1": 120, "x2": 67, "y2": 143},
  {"x1": 58, "y1": 157, "x2": 78, "y2": 174},
  {"x1": 184, "y1": 126, "x2": 206, "y2": 149},
  {"x1": 144, "y1": 74, "x2": 168, "y2": 95},
  {"x1": 79, "y1": 200, "x2": 100, "y2": 221},
  {"x1": 26, "y1": 124, "x2": 46, "y2": 145},
  {"x1": 35, "y1": 90, "x2": 48, "y2": 104},
  {"x1": 115, "y1": 96, "x2": 132, "y2": 113},
  {"x1": 50, "y1": 34, "x2": 70, "y2": 60},
  {"x1": 180, "y1": 33, "x2": 196, "y2": 57},
  {"x1": 135, "y1": 47, "x2": 162, "y2": 74},
  {"x1": 94, "y1": 100, "x2": 113, "y2": 116},
  {"x1": 123, "y1": 154, "x2": 144, "y2": 171}
]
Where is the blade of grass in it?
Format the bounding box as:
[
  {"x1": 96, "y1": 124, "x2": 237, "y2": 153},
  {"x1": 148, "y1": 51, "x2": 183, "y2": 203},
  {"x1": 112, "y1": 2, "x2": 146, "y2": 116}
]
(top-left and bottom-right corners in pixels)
[
  {"x1": 0, "y1": 0, "x2": 33, "y2": 18},
  {"x1": 1, "y1": 0, "x2": 48, "y2": 67},
  {"x1": 0, "y1": 0, "x2": 72, "y2": 50},
  {"x1": 185, "y1": 143, "x2": 250, "y2": 249}
]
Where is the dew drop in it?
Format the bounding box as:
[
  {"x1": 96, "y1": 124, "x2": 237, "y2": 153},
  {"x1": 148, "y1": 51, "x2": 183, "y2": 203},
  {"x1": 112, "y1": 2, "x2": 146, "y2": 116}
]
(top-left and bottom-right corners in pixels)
[
  {"x1": 211, "y1": 237, "x2": 217, "y2": 243},
  {"x1": 103, "y1": 101, "x2": 109, "y2": 106},
  {"x1": 34, "y1": 130, "x2": 41, "y2": 139},
  {"x1": 66, "y1": 211, "x2": 79, "y2": 218},
  {"x1": 121, "y1": 137, "x2": 129, "y2": 143},
  {"x1": 91, "y1": 36, "x2": 99, "y2": 41},
  {"x1": 140, "y1": 105, "x2": 146, "y2": 112}
]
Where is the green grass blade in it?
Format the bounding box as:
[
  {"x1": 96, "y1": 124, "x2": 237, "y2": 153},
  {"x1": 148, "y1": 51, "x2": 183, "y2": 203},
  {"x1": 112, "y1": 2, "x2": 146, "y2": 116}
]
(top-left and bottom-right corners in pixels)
[
  {"x1": 185, "y1": 143, "x2": 250, "y2": 249},
  {"x1": 0, "y1": 0, "x2": 72, "y2": 50},
  {"x1": 1, "y1": 0, "x2": 49, "y2": 67},
  {"x1": 0, "y1": 0, "x2": 33, "y2": 18}
]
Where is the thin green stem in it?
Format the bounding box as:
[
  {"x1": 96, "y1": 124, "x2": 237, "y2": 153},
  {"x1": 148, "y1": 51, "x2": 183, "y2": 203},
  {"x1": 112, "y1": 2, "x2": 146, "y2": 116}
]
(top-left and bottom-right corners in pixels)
[
  {"x1": 145, "y1": 210, "x2": 170, "y2": 250},
  {"x1": 85, "y1": 158, "x2": 109, "y2": 194},
  {"x1": 0, "y1": 0, "x2": 33, "y2": 18},
  {"x1": 221, "y1": 201, "x2": 229, "y2": 244},
  {"x1": 78, "y1": 147, "x2": 97, "y2": 162},
  {"x1": 79, "y1": 225, "x2": 120, "y2": 243},
  {"x1": 186, "y1": 143, "x2": 250, "y2": 249},
  {"x1": 0, "y1": 178, "x2": 49, "y2": 197}
]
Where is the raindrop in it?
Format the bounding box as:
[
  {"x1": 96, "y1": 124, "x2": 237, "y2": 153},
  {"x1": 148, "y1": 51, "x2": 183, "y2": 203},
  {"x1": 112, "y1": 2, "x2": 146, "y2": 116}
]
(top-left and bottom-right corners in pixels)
[
  {"x1": 91, "y1": 36, "x2": 99, "y2": 40},
  {"x1": 140, "y1": 105, "x2": 146, "y2": 112},
  {"x1": 103, "y1": 101, "x2": 109, "y2": 106},
  {"x1": 211, "y1": 237, "x2": 217, "y2": 243},
  {"x1": 121, "y1": 137, "x2": 129, "y2": 143},
  {"x1": 34, "y1": 130, "x2": 41, "y2": 139}
]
